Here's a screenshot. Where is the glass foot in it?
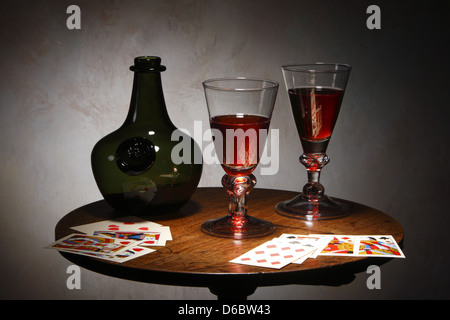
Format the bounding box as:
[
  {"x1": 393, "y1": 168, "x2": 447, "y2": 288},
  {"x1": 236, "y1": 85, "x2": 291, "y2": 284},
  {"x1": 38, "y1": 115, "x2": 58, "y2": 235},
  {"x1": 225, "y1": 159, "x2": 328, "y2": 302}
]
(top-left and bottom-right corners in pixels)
[
  {"x1": 201, "y1": 215, "x2": 275, "y2": 239},
  {"x1": 275, "y1": 194, "x2": 349, "y2": 220}
]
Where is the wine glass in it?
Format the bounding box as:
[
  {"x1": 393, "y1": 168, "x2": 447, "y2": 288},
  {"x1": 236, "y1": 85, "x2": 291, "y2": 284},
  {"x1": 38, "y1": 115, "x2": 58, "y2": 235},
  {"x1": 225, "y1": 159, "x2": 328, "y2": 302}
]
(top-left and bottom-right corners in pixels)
[
  {"x1": 275, "y1": 63, "x2": 351, "y2": 220},
  {"x1": 201, "y1": 78, "x2": 279, "y2": 238}
]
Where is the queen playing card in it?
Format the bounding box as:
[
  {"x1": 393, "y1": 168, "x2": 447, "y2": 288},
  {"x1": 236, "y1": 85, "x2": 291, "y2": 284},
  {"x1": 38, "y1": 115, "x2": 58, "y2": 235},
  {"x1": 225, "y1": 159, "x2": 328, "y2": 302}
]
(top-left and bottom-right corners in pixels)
[
  {"x1": 46, "y1": 233, "x2": 137, "y2": 255},
  {"x1": 309, "y1": 235, "x2": 358, "y2": 257}
]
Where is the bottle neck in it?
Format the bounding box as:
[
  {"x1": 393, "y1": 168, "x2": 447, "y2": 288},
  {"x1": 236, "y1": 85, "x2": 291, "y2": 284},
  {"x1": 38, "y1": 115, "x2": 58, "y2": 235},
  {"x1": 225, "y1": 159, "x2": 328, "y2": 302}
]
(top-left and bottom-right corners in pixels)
[{"x1": 123, "y1": 71, "x2": 174, "y2": 128}]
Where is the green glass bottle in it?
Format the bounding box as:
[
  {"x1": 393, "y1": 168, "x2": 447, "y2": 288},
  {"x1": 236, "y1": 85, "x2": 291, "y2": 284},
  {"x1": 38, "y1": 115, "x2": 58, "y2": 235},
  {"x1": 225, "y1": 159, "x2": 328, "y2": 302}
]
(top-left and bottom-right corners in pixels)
[{"x1": 91, "y1": 56, "x2": 203, "y2": 215}]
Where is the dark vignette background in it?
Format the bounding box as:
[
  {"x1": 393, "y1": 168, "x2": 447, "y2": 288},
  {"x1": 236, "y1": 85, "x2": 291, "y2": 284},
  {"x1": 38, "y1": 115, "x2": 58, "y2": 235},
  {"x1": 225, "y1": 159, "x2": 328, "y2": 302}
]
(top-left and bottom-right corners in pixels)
[{"x1": 0, "y1": 0, "x2": 449, "y2": 299}]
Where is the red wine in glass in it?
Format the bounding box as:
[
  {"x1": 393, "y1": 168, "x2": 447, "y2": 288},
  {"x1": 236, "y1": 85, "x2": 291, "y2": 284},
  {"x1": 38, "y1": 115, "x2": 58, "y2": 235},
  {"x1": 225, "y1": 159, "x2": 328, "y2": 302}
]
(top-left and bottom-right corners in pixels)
[
  {"x1": 201, "y1": 78, "x2": 278, "y2": 238},
  {"x1": 276, "y1": 63, "x2": 351, "y2": 220},
  {"x1": 210, "y1": 114, "x2": 270, "y2": 176},
  {"x1": 289, "y1": 87, "x2": 344, "y2": 153}
]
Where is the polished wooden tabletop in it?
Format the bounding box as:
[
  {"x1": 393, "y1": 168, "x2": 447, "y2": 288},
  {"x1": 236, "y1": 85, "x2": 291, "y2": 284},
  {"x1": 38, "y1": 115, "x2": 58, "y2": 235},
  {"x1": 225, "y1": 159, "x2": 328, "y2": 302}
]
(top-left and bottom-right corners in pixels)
[{"x1": 55, "y1": 187, "x2": 404, "y2": 299}]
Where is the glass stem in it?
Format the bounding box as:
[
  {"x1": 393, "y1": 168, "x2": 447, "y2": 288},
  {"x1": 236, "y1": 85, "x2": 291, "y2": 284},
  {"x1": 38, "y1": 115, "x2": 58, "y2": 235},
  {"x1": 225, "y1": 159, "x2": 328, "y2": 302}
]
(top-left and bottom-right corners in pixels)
[
  {"x1": 222, "y1": 174, "x2": 256, "y2": 228},
  {"x1": 300, "y1": 153, "x2": 329, "y2": 201}
]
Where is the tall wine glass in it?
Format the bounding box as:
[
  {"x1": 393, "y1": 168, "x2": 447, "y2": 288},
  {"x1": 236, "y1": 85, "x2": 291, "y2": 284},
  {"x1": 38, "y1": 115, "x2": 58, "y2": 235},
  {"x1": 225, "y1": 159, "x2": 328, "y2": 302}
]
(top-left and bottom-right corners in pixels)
[
  {"x1": 275, "y1": 63, "x2": 351, "y2": 220},
  {"x1": 201, "y1": 78, "x2": 279, "y2": 239}
]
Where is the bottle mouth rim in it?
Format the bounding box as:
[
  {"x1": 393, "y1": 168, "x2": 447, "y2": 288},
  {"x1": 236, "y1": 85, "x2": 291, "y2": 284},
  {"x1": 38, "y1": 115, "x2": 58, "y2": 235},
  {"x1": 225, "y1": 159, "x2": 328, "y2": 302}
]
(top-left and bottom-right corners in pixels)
[{"x1": 130, "y1": 56, "x2": 166, "y2": 72}]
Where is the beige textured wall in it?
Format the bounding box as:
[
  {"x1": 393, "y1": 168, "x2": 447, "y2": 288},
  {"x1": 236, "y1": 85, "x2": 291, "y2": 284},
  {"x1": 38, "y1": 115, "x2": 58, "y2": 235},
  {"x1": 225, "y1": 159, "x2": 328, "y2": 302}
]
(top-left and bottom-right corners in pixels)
[{"x1": 1, "y1": 0, "x2": 449, "y2": 299}]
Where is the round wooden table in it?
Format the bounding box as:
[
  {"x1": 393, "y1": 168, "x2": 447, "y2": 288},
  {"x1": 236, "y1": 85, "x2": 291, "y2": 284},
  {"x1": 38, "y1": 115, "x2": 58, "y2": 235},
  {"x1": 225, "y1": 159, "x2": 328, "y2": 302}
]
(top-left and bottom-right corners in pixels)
[{"x1": 55, "y1": 187, "x2": 404, "y2": 299}]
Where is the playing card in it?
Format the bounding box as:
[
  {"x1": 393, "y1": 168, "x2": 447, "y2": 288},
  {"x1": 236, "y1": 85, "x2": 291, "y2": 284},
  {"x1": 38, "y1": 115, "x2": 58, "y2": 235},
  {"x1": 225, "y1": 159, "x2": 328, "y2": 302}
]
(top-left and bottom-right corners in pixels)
[
  {"x1": 71, "y1": 216, "x2": 172, "y2": 246},
  {"x1": 108, "y1": 246, "x2": 155, "y2": 263},
  {"x1": 230, "y1": 240, "x2": 316, "y2": 269},
  {"x1": 273, "y1": 236, "x2": 322, "y2": 264},
  {"x1": 92, "y1": 230, "x2": 168, "y2": 246},
  {"x1": 291, "y1": 255, "x2": 310, "y2": 265},
  {"x1": 71, "y1": 216, "x2": 163, "y2": 235},
  {"x1": 278, "y1": 234, "x2": 333, "y2": 258},
  {"x1": 93, "y1": 231, "x2": 147, "y2": 241},
  {"x1": 229, "y1": 233, "x2": 405, "y2": 270},
  {"x1": 58, "y1": 245, "x2": 155, "y2": 263},
  {"x1": 45, "y1": 233, "x2": 138, "y2": 255},
  {"x1": 355, "y1": 235, "x2": 405, "y2": 258},
  {"x1": 310, "y1": 235, "x2": 358, "y2": 257},
  {"x1": 140, "y1": 226, "x2": 173, "y2": 244}
]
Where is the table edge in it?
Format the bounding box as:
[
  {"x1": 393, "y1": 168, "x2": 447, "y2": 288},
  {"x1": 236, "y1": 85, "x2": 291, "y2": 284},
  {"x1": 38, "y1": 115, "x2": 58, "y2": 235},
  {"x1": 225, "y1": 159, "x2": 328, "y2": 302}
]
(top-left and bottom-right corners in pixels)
[{"x1": 54, "y1": 188, "x2": 405, "y2": 288}]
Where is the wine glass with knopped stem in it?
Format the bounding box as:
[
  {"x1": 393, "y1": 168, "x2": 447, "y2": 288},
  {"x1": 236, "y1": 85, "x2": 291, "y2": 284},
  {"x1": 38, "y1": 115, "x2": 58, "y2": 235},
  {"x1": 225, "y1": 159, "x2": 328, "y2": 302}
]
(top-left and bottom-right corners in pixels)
[
  {"x1": 201, "y1": 78, "x2": 279, "y2": 239},
  {"x1": 275, "y1": 63, "x2": 351, "y2": 220}
]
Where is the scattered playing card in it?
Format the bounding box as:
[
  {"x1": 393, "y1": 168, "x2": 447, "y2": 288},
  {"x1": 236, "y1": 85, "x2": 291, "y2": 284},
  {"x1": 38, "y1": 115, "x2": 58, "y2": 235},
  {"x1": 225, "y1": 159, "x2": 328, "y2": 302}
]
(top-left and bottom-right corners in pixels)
[
  {"x1": 311, "y1": 234, "x2": 359, "y2": 257},
  {"x1": 278, "y1": 234, "x2": 333, "y2": 259},
  {"x1": 92, "y1": 229, "x2": 169, "y2": 247},
  {"x1": 45, "y1": 233, "x2": 138, "y2": 255},
  {"x1": 230, "y1": 233, "x2": 404, "y2": 269},
  {"x1": 71, "y1": 216, "x2": 163, "y2": 235},
  {"x1": 355, "y1": 235, "x2": 405, "y2": 258},
  {"x1": 310, "y1": 234, "x2": 405, "y2": 258},
  {"x1": 48, "y1": 216, "x2": 172, "y2": 263},
  {"x1": 230, "y1": 239, "x2": 316, "y2": 269},
  {"x1": 71, "y1": 216, "x2": 172, "y2": 247},
  {"x1": 93, "y1": 231, "x2": 147, "y2": 240},
  {"x1": 58, "y1": 245, "x2": 156, "y2": 263}
]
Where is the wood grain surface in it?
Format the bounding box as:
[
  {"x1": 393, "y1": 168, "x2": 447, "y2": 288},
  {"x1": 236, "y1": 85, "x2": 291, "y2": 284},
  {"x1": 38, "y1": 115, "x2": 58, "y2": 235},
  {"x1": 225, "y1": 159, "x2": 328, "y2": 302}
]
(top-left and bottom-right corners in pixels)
[{"x1": 55, "y1": 187, "x2": 404, "y2": 297}]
